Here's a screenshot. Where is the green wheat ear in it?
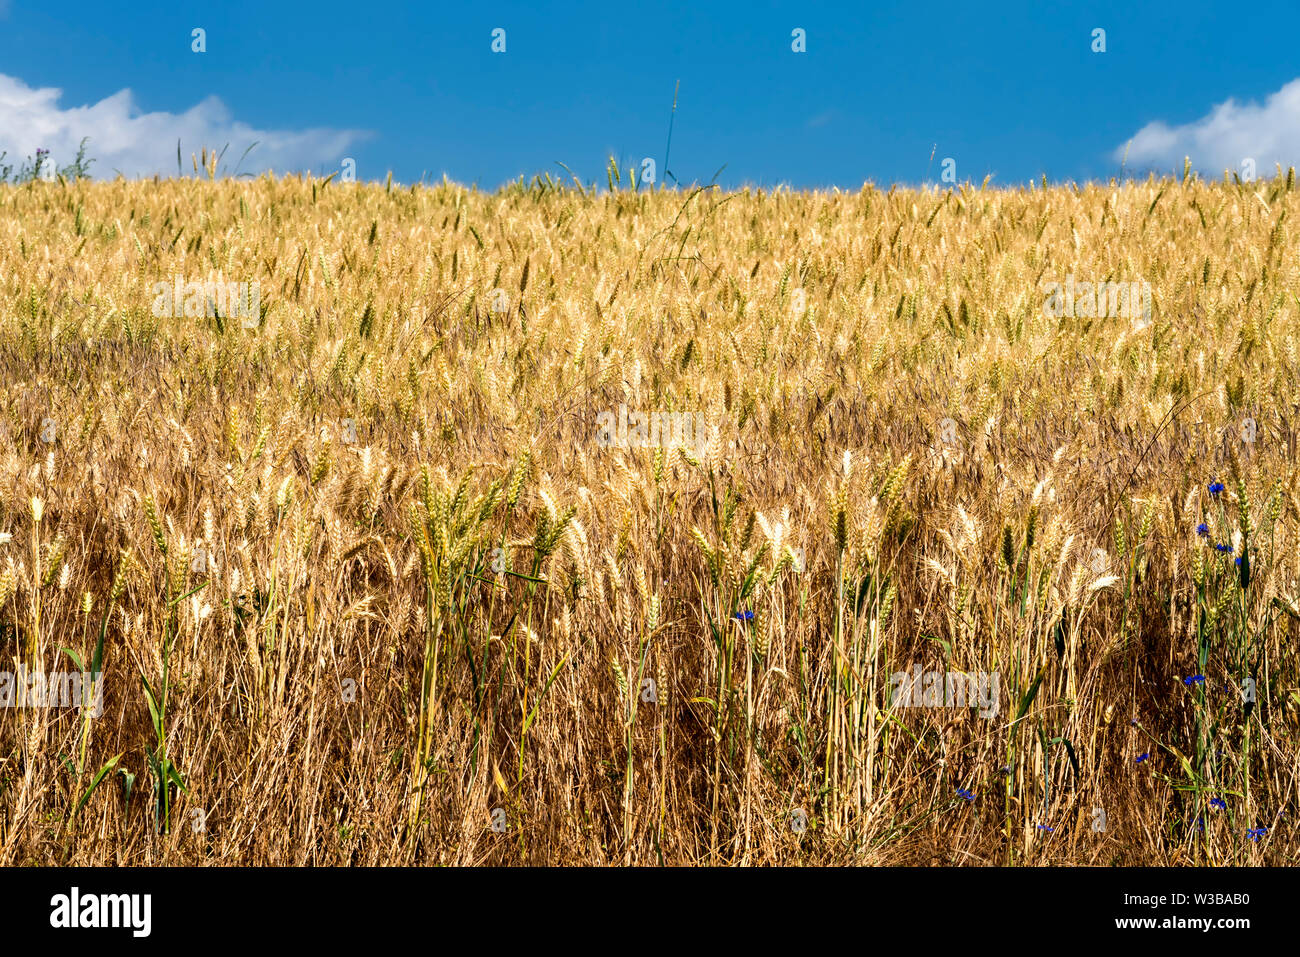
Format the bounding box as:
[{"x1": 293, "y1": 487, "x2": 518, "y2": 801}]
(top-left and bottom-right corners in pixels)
[
  {"x1": 829, "y1": 487, "x2": 849, "y2": 552},
  {"x1": 1237, "y1": 476, "x2": 1253, "y2": 541},
  {"x1": 143, "y1": 494, "x2": 167, "y2": 557},
  {"x1": 1138, "y1": 497, "x2": 1155, "y2": 542},
  {"x1": 611, "y1": 657, "x2": 629, "y2": 705},
  {"x1": 1267, "y1": 478, "x2": 1283, "y2": 527}
]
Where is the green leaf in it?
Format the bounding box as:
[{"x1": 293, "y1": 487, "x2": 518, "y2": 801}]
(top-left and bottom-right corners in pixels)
[
  {"x1": 73, "y1": 754, "x2": 122, "y2": 818},
  {"x1": 117, "y1": 767, "x2": 136, "y2": 808},
  {"x1": 1014, "y1": 669, "x2": 1045, "y2": 727},
  {"x1": 167, "y1": 580, "x2": 208, "y2": 606},
  {"x1": 140, "y1": 673, "x2": 163, "y2": 738},
  {"x1": 855, "y1": 573, "x2": 874, "y2": 617},
  {"x1": 1061, "y1": 738, "x2": 1081, "y2": 783},
  {"x1": 503, "y1": 569, "x2": 546, "y2": 583},
  {"x1": 92, "y1": 609, "x2": 110, "y2": 676},
  {"x1": 923, "y1": 634, "x2": 952, "y2": 659},
  {"x1": 523, "y1": 658, "x2": 569, "y2": 736},
  {"x1": 165, "y1": 761, "x2": 188, "y2": 792}
]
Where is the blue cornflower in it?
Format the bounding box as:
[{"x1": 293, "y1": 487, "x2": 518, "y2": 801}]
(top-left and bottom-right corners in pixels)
[
  {"x1": 1183, "y1": 674, "x2": 1206, "y2": 686},
  {"x1": 955, "y1": 788, "x2": 976, "y2": 801},
  {"x1": 1247, "y1": 827, "x2": 1267, "y2": 841},
  {"x1": 1037, "y1": 824, "x2": 1054, "y2": 832},
  {"x1": 1215, "y1": 543, "x2": 1233, "y2": 553},
  {"x1": 732, "y1": 609, "x2": 754, "y2": 621},
  {"x1": 1136, "y1": 753, "x2": 1150, "y2": 763},
  {"x1": 1210, "y1": 798, "x2": 1227, "y2": 811},
  {"x1": 1196, "y1": 523, "x2": 1210, "y2": 538},
  {"x1": 1209, "y1": 481, "x2": 1225, "y2": 497},
  {"x1": 1235, "y1": 556, "x2": 1243, "y2": 566}
]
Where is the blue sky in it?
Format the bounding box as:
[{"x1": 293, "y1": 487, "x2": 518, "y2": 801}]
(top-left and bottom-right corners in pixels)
[{"x1": 2, "y1": 0, "x2": 1299, "y2": 189}]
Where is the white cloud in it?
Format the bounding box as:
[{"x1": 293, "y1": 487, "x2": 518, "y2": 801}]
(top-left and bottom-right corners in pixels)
[
  {"x1": 0, "y1": 73, "x2": 370, "y2": 178},
  {"x1": 1118, "y1": 78, "x2": 1300, "y2": 176}
]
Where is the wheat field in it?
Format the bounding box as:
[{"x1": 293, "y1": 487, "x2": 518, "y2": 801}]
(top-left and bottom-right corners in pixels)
[{"x1": 0, "y1": 166, "x2": 1298, "y2": 866}]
